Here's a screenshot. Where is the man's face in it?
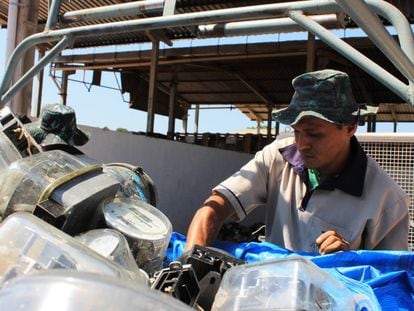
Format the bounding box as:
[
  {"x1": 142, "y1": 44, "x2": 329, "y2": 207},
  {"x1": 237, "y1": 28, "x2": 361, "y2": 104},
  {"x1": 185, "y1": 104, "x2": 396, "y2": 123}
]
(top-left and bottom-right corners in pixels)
[{"x1": 292, "y1": 117, "x2": 356, "y2": 176}]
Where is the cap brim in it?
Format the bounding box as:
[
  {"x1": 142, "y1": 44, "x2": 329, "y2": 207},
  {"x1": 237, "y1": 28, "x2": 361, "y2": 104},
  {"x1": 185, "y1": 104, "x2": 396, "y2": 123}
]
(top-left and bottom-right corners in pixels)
[
  {"x1": 72, "y1": 128, "x2": 90, "y2": 146},
  {"x1": 41, "y1": 133, "x2": 68, "y2": 146},
  {"x1": 273, "y1": 109, "x2": 335, "y2": 125},
  {"x1": 273, "y1": 105, "x2": 378, "y2": 126}
]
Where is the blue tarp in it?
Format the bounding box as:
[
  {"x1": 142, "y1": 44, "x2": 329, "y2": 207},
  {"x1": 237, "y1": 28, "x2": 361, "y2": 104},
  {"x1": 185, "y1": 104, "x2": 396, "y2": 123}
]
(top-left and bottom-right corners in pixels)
[{"x1": 166, "y1": 232, "x2": 414, "y2": 311}]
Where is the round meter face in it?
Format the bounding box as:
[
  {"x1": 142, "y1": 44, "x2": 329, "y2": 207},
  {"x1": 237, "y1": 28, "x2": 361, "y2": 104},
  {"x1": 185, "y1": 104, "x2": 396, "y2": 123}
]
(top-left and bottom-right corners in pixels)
[{"x1": 103, "y1": 199, "x2": 169, "y2": 241}]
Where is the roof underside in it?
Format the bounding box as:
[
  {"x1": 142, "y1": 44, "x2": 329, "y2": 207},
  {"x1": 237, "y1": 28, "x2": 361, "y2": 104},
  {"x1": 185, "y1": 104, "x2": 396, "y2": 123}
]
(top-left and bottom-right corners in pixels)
[
  {"x1": 2, "y1": 0, "x2": 414, "y2": 124},
  {"x1": 54, "y1": 37, "x2": 414, "y2": 122}
]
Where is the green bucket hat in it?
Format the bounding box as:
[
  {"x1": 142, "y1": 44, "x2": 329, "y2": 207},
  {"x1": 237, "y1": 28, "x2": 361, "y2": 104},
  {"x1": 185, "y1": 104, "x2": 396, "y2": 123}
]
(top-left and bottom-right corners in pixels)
[
  {"x1": 273, "y1": 69, "x2": 377, "y2": 125},
  {"x1": 24, "y1": 103, "x2": 89, "y2": 146}
]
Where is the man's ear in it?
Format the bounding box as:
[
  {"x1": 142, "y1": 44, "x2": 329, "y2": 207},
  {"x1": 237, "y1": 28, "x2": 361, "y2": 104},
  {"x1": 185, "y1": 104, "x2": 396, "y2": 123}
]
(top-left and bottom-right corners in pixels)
[{"x1": 346, "y1": 124, "x2": 358, "y2": 136}]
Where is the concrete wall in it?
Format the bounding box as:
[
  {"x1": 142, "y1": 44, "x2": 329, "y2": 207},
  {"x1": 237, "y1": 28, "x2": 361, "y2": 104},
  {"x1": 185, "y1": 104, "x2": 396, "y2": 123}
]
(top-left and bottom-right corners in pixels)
[{"x1": 79, "y1": 126, "x2": 255, "y2": 234}]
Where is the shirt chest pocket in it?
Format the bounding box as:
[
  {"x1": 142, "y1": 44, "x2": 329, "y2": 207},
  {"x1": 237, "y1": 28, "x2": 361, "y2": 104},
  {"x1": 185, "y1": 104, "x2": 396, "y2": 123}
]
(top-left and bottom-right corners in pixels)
[{"x1": 299, "y1": 212, "x2": 354, "y2": 253}]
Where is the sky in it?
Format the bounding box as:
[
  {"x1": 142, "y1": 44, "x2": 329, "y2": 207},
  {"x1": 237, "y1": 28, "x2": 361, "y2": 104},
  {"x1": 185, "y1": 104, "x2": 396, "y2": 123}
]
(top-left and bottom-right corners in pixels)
[{"x1": 1, "y1": 27, "x2": 413, "y2": 134}]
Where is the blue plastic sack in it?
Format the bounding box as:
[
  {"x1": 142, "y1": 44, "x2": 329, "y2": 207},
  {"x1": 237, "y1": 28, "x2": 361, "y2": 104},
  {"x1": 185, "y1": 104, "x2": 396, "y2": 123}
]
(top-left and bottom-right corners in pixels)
[{"x1": 166, "y1": 232, "x2": 414, "y2": 311}]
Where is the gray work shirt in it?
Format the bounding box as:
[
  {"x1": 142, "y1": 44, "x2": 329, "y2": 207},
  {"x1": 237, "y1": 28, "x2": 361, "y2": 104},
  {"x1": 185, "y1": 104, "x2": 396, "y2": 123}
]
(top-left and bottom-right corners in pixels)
[{"x1": 214, "y1": 136, "x2": 409, "y2": 252}]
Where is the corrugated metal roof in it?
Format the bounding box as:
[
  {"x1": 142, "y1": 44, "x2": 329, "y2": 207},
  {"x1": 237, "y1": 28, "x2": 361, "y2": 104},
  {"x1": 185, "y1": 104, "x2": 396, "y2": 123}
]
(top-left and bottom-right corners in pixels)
[{"x1": 1, "y1": 0, "x2": 414, "y2": 48}]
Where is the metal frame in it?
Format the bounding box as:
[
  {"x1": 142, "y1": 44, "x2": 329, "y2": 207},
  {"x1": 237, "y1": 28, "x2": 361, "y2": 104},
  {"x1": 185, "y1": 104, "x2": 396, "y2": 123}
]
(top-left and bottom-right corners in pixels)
[{"x1": 1, "y1": 0, "x2": 414, "y2": 108}]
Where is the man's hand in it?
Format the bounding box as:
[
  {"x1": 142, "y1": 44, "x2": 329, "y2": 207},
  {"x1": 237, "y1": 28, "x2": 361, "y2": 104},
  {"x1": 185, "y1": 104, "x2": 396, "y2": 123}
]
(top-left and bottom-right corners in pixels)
[{"x1": 315, "y1": 230, "x2": 350, "y2": 255}]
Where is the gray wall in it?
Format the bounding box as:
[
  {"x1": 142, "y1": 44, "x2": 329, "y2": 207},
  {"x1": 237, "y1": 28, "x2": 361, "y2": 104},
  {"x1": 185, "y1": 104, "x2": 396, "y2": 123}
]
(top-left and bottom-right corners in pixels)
[{"x1": 79, "y1": 126, "x2": 255, "y2": 234}]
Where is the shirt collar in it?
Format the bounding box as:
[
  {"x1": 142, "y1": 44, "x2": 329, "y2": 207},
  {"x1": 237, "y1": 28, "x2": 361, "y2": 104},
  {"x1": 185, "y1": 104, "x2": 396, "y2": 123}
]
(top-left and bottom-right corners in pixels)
[
  {"x1": 279, "y1": 136, "x2": 367, "y2": 196},
  {"x1": 279, "y1": 143, "x2": 306, "y2": 180}
]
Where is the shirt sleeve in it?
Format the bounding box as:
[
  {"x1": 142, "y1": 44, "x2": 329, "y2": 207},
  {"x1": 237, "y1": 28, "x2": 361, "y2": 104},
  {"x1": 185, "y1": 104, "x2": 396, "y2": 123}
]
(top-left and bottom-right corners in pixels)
[{"x1": 213, "y1": 139, "x2": 282, "y2": 221}]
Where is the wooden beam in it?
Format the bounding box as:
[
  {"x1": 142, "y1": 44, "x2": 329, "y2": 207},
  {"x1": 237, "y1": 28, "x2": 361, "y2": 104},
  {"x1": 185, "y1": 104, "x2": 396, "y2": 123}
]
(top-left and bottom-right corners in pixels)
[
  {"x1": 306, "y1": 32, "x2": 315, "y2": 71},
  {"x1": 146, "y1": 39, "x2": 160, "y2": 134},
  {"x1": 231, "y1": 70, "x2": 274, "y2": 105},
  {"x1": 53, "y1": 51, "x2": 307, "y2": 71}
]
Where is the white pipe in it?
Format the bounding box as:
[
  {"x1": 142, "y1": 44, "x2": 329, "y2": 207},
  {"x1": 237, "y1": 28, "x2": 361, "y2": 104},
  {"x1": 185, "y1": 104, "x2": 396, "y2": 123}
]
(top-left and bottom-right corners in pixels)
[
  {"x1": 289, "y1": 10, "x2": 412, "y2": 104},
  {"x1": 198, "y1": 14, "x2": 339, "y2": 37},
  {"x1": 5, "y1": 0, "x2": 19, "y2": 63},
  {"x1": 366, "y1": 0, "x2": 414, "y2": 63},
  {"x1": 62, "y1": 0, "x2": 164, "y2": 23},
  {"x1": 365, "y1": 0, "x2": 414, "y2": 99},
  {"x1": 335, "y1": 0, "x2": 414, "y2": 84}
]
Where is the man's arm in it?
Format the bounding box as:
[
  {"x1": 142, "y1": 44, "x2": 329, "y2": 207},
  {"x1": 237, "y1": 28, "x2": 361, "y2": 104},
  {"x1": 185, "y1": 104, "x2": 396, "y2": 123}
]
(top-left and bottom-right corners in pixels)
[
  {"x1": 372, "y1": 211, "x2": 409, "y2": 250},
  {"x1": 185, "y1": 192, "x2": 235, "y2": 251}
]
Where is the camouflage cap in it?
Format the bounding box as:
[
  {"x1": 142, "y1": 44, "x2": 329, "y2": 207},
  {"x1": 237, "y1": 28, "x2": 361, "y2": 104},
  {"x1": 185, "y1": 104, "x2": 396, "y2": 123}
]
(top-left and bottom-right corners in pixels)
[
  {"x1": 24, "y1": 103, "x2": 89, "y2": 146},
  {"x1": 273, "y1": 69, "x2": 377, "y2": 125}
]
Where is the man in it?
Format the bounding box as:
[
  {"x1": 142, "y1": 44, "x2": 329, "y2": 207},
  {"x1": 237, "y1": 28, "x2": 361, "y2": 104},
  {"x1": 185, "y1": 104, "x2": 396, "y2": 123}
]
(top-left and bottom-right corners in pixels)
[
  {"x1": 186, "y1": 69, "x2": 409, "y2": 254},
  {"x1": 24, "y1": 103, "x2": 98, "y2": 164},
  {"x1": 25, "y1": 103, "x2": 90, "y2": 148}
]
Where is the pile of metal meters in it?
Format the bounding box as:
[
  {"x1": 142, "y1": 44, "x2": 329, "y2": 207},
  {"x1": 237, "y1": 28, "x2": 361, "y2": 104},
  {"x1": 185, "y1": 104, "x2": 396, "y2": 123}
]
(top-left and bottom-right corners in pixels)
[
  {"x1": 0, "y1": 146, "x2": 192, "y2": 308},
  {"x1": 0, "y1": 149, "x2": 171, "y2": 274},
  {"x1": 0, "y1": 108, "x2": 192, "y2": 309},
  {"x1": 0, "y1": 212, "x2": 191, "y2": 311}
]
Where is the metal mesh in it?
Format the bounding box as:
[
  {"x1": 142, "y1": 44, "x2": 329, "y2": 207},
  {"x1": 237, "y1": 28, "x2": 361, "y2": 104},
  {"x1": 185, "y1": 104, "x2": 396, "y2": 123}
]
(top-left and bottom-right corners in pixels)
[{"x1": 358, "y1": 134, "x2": 414, "y2": 250}]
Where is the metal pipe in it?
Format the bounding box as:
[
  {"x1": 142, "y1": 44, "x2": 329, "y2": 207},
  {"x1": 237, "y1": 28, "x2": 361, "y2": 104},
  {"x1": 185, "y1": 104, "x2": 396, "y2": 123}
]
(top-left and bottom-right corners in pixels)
[
  {"x1": 32, "y1": 49, "x2": 45, "y2": 117},
  {"x1": 61, "y1": 0, "x2": 336, "y2": 25},
  {"x1": 1, "y1": 36, "x2": 72, "y2": 105},
  {"x1": 0, "y1": 0, "x2": 338, "y2": 106},
  {"x1": 364, "y1": 0, "x2": 414, "y2": 98},
  {"x1": 0, "y1": 33, "x2": 63, "y2": 98},
  {"x1": 45, "y1": 0, "x2": 63, "y2": 30},
  {"x1": 20, "y1": 0, "x2": 340, "y2": 40},
  {"x1": 289, "y1": 10, "x2": 412, "y2": 103},
  {"x1": 197, "y1": 14, "x2": 339, "y2": 37},
  {"x1": 61, "y1": 0, "x2": 164, "y2": 23},
  {"x1": 163, "y1": 0, "x2": 176, "y2": 16},
  {"x1": 335, "y1": 0, "x2": 414, "y2": 85},
  {"x1": 5, "y1": 0, "x2": 18, "y2": 63},
  {"x1": 366, "y1": 0, "x2": 414, "y2": 62}
]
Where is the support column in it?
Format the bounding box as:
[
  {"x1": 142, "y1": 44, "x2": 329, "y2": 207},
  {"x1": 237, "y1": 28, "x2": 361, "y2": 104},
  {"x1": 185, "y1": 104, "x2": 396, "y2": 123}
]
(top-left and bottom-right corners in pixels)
[
  {"x1": 306, "y1": 32, "x2": 316, "y2": 71},
  {"x1": 6, "y1": 0, "x2": 40, "y2": 115},
  {"x1": 31, "y1": 48, "x2": 44, "y2": 117},
  {"x1": 146, "y1": 39, "x2": 160, "y2": 134},
  {"x1": 182, "y1": 112, "x2": 188, "y2": 134},
  {"x1": 60, "y1": 70, "x2": 75, "y2": 105},
  {"x1": 167, "y1": 76, "x2": 177, "y2": 139},
  {"x1": 371, "y1": 115, "x2": 377, "y2": 133},
  {"x1": 194, "y1": 104, "x2": 200, "y2": 134},
  {"x1": 367, "y1": 115, "x2": 373, "y2": 132},
  {"x1": 267, "y1": 106, "x2": 272, "y2": 139}
]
